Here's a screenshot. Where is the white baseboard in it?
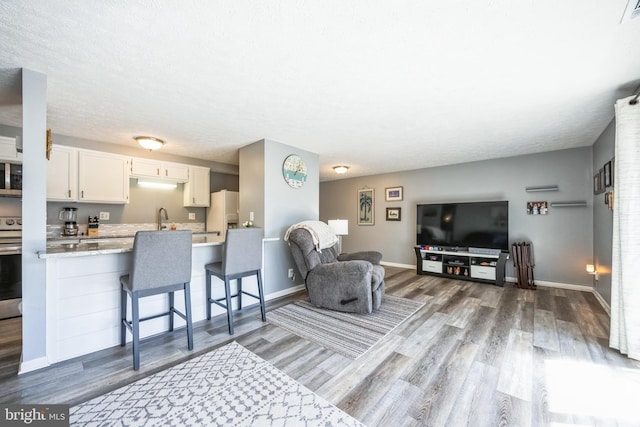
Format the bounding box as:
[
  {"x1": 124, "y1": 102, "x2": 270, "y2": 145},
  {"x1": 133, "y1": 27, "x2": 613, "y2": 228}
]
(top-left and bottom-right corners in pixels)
[
  {"x1": 505, "y1": 276, "x2": 593, "y2": 293},
  {"x1": 19, "y1": 355, "x2": 50, "y2": 375},
  {"x1": 506, "y1": 276, "x2": 611, "y2": 314},
  {"x1": 265, "y1": 284, "x2": 305, "y2": 301},
  {"x1": 381, "y1": 261, "x2": 415, "y2": 269},
  {"x1": 591, "y1": 289, "x2": 611, "y2": 315}
]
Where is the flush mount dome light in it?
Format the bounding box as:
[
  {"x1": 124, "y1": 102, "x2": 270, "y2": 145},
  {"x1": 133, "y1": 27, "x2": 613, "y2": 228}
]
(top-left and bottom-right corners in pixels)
[
  {"x1": 333, "y1": 165, "x2": 349, "y2": 174},
  {"x1": 134, "y1": 136, "x2": 165, "y2": 150}
]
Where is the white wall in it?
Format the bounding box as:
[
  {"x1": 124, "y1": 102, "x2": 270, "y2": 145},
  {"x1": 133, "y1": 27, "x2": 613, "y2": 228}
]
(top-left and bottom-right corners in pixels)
[{"x1": 20, "y1": 68, "x2": 48, "y2": 370}]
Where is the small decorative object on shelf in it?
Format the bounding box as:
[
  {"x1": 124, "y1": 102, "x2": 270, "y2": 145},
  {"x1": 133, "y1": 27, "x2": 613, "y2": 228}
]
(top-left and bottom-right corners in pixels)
[{"x1": 242, "y1": 221, "x2": 253, "y2": 228}]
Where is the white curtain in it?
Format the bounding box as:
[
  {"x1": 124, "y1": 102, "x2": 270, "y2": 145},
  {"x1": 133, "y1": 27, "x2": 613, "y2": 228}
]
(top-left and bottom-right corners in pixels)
[{"x1": 610, "y1": 94, "x2": 640, "y2": 361}]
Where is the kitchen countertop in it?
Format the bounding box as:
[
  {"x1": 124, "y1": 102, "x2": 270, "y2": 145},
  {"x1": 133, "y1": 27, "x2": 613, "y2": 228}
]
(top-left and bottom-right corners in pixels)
[{"x1": 39, "y1": 233, "x2": 225, "y2": 259}]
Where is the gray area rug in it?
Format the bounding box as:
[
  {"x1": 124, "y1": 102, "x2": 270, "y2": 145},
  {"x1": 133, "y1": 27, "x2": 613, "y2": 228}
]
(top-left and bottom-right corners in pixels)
[
  {"x1": 268, "y1": 295, "x2": 424, "y2": 359},
  {"x1": 71, "y1": 342, "x2": 363, "y2": 426}
]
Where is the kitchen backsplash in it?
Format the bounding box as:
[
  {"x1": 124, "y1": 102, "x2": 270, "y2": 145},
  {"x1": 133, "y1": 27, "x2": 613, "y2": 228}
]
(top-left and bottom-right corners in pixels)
[{"x1": 47, "y1": 222, "x2": 206, "y2": 239}]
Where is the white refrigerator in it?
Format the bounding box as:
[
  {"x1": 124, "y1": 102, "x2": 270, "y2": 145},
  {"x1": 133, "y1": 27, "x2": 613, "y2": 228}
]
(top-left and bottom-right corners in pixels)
[{"x1": 206, "y1": 190, "x2": 239, "y2": 237}]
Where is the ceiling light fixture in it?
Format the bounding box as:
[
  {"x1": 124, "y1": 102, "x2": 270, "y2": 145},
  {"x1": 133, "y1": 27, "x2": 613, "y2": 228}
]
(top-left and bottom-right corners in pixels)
[
  {"x1": 134, "y1": 136, "x2": 165, "y2": 151},
  {"x1": 333, "y1": 165, "x2": 349, "y2": 174}
]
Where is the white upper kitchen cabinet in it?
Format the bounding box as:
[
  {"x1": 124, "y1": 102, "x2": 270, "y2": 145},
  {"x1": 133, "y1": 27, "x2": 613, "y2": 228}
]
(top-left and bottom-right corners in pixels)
[
  {"x1": 0, "y1": 136, "x2": 22, "y2": 162},
  {"x1": 130, "y1": 158, "x2": 189, "y2": 182},
  {"x1": 164, "y1": 162, "x2": 190, "y2": 182},
  {"x1": 47, "y1": 145, "x2": 78, "y2": 201},
  {"x1": 183, "y1": 165, "x2": 210, "y2": 207},
  {"x1": 78, "y1": 150, "x2": 130, "y2": 204}
]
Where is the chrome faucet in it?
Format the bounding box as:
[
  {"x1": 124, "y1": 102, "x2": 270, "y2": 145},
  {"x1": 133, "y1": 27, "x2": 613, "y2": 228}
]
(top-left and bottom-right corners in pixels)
[{"x1": 157, "y1": 207, "x2": 169, "y2": 230}]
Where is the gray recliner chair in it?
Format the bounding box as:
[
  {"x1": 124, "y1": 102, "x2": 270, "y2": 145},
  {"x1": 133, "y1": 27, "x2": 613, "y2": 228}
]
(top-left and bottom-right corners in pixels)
[{"x1": 286, "y1": 224, "x2": 385, "y2": 314}]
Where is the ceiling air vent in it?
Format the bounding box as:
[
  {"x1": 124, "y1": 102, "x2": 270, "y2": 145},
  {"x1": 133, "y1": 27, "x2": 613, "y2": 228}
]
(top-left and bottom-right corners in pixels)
[{"x1": 621, "y1": 0, "x2": 640, "y2": 22}]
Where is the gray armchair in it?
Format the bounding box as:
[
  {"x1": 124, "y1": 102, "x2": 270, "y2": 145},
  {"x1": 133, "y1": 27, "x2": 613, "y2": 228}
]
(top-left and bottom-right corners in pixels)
[{"x1": 286, "y1": 226, "x2": 385, "y2": 314}]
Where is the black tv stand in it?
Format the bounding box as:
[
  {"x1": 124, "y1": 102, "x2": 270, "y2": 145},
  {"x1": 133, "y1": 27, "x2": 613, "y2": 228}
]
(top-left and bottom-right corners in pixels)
[{"x1": 414, "y1": 246, "x2": 507, "y2": 286}]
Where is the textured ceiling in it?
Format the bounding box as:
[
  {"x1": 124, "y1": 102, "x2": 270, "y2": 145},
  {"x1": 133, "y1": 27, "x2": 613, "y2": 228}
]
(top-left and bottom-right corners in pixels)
[{"x1": 1, "y1": 1, "x2": 639, "y2": 181}]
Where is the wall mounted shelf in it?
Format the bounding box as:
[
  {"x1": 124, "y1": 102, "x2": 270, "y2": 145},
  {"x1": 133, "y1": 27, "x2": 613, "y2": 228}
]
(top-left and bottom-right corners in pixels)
[
  {"x1": 525, "y1": 185, "x2": 559, "y2": 192},
  {"x1": 550, "y1": 201, "x2": 587, "y2": 207}
]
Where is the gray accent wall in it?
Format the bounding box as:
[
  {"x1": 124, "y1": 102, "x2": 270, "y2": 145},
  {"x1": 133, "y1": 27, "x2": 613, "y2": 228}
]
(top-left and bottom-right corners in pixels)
[
  {"x1": 239, "y1": 139, "x2": 318, "y2": 294},
  {"x1": 320, "y1": 147, "x2": 594, "y2": 287},
  {"x1": 592, "y1": 119, "x2": 615, "y2": 306}
]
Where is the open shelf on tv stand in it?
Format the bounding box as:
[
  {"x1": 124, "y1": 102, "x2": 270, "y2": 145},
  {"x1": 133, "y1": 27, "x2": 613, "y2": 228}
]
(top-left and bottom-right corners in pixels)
[{"x1": 414, "y1": 246, "x2": 508, "y2": 287}]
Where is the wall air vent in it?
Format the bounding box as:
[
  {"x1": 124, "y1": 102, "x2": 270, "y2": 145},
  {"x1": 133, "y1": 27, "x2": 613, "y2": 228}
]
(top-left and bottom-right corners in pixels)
[{"x1": 621, "y1": 0, "x2": 640, "y2": 22}]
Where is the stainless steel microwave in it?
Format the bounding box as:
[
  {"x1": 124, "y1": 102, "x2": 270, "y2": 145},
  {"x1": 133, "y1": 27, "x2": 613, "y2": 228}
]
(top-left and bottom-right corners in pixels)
[{"x1": 0, "y1": 162, "x2": 22, "y2": 197}]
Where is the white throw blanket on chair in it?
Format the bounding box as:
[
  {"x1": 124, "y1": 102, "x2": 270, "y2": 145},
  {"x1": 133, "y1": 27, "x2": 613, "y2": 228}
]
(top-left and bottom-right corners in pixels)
[{"x1": 284, "y1": 220, "x2": 338, "y2": 251}]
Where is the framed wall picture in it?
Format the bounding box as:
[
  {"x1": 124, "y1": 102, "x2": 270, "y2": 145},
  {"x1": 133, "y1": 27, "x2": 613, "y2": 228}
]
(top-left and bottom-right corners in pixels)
[
  {"x1": 593, "y1": 173, "x2": 601, "y2": 195},
  {"x1": 385, "y1": 186, "x2": 403, "y2": 201},
  {"x1": 611, "y1": 157, "x2": 615, "y2": 187},
  {"x1": 357, "y1": 188, "x2": 374, "y2": 225},
  {"x1": 598, "y1": 167, "x2": 605, "y2": 194},
  {"x1": 604, "y1": 160, "x2": 612, "y2": 187},
  {"x1": 526, "y1": 201, "x2": 548, "y2": 215},
  {"x1": 606, "y1": 189, "x2": 614, "y2": 210},
  {"x1": 386, "y1": 207, "x2": 401, "y2": 221}
]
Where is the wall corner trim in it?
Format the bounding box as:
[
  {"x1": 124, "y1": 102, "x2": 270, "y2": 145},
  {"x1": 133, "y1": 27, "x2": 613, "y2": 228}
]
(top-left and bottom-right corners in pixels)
[{"x1": 18, "y1": 356, "x2": 51, "y2": 375}]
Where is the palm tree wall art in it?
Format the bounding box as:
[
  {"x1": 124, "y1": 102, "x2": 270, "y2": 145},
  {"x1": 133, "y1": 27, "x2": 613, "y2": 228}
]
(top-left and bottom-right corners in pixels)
[{"x1": 358, "y1": 188, "x2": 374, "y2": 225}]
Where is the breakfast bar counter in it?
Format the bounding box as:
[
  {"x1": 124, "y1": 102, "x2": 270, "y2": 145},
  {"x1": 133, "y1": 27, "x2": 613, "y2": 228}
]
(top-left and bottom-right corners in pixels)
[
  {"x1": 39, "y1": 232, "x2": 262, "y2": 368},
  {"x1": 38, "y1": 233, "x2": 224, "y2": 258}
]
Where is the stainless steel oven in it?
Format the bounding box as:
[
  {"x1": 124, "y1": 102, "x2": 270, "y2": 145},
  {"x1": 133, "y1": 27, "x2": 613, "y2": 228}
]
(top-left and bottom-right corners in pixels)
[
  {"x1": 0, "y1": 162, "x2": 22, "y2": 197},
  {"x1": 0, "y1": 217, "x2": 21, "y2": 319}
]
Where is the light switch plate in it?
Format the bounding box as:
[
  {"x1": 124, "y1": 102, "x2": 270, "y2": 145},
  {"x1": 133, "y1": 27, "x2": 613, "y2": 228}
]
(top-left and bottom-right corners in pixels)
[{"x1": 188, "y1": 212, "x2": 196, "y2": 220}]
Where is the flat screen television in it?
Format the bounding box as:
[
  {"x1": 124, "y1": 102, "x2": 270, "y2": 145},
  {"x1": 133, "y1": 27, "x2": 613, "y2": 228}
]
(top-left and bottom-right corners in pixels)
[{"x1": 416, "y1": 201, "x2": 509, "y2": 252}]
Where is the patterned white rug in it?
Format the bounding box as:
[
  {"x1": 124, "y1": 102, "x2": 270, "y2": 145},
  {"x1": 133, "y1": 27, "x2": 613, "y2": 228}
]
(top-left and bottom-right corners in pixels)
[{"x1": 71, "y1": 342, "x2": 362, "y2": 426}]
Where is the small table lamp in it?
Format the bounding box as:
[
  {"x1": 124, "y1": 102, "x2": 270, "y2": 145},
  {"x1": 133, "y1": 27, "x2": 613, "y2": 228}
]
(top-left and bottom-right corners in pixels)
[
  {"x1": 586, "y1": 263, "x2": 599, "y2": 280},
  {"x1": 328, "y1": 219, "x2": 349, "y2": 253}
]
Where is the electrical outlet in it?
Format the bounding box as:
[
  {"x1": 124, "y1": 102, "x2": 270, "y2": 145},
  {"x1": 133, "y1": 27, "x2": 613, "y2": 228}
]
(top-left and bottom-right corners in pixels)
[
  {"x1": 250, "y1": 211, "x2": 255, "y2": 221},
  {"x1": 99, "y1": 212, "x2": 109, "y2": 221},
  {"x1": 188, "y1": 212, "x2": 196, "y2": 220},
  {"x1": 288, "y1": 268, "x2": 294, "y2": 279}
]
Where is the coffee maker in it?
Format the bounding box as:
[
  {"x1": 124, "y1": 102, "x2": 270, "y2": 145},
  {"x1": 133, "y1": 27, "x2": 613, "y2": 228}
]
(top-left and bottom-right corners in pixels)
[{"x1": 59, "y1": 207, "x2": 78, "y2": 236}]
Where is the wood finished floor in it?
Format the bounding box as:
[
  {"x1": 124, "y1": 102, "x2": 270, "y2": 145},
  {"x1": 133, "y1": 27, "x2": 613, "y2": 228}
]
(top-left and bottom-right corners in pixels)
[{"x1": 1, "y1": 266, "x2": 639, "y2": 427}]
